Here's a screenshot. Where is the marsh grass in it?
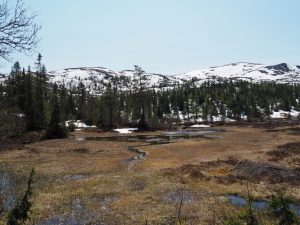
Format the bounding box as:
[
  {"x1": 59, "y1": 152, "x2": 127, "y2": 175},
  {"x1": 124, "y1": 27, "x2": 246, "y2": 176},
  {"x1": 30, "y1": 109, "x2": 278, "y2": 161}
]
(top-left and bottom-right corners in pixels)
[{"x1": 0, "y1": 125, "x2": 300, "y2": 224}]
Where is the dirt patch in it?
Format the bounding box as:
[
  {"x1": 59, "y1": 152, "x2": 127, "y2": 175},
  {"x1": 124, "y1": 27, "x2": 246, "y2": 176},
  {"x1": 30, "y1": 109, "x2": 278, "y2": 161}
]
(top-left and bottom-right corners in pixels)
[{"x1": 230, "y1": 160, "x2": 300, "y2": 185}]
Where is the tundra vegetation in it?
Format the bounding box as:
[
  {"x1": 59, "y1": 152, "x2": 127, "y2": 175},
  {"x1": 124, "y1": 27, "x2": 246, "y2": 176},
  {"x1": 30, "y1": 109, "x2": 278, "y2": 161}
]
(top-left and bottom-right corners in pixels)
[
  {"x1": 1, "y1": 124, "x2": 300, "y2": 224},
  {"x1": 0, "y1": 1, "x2": 300, "y2": 225}
]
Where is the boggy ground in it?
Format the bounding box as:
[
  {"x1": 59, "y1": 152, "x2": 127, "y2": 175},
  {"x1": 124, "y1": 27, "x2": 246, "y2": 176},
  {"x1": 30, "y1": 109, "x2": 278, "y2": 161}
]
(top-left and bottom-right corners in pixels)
[{"x1": 0, "y1": 124, "x2": 300, "y2": 224}]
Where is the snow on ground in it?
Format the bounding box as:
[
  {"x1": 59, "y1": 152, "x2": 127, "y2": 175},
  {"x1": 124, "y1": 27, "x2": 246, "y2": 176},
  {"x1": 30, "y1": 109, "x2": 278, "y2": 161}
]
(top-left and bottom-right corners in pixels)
[
  {"x1": 113, "y1": 128, "x2": 138, "y2": 134},
  {"x1": 175, "y1": 111, "x2": 237, "y2": 123},
  {"x1": 270, "y1": 109, "x2": 300, "y2": 119},
  {"x1": 65, "y1": 120, "x2": 96, "y2": 129},
  {"x1": 190, "y1": 124, "x2": 211, "y2": 128},
  {"x1": 211, "y1": 115, "x2": 236, "y2": 122}
]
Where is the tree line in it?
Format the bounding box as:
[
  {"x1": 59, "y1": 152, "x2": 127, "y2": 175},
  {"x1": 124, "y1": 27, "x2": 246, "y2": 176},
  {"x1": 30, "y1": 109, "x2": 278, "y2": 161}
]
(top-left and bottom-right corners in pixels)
[
  {"x1": 0, "y1": 55, "x2": 68, "y2": 141},
  {"x1": 1, "y1": 57, "x2": 300, "y2": 141}
]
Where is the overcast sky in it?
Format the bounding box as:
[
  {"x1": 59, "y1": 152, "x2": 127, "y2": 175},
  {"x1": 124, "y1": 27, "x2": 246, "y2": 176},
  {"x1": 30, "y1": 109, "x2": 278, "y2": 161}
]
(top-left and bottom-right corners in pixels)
[{"x1": 2, "y1": 0, "x2": 300, "y2": 74}]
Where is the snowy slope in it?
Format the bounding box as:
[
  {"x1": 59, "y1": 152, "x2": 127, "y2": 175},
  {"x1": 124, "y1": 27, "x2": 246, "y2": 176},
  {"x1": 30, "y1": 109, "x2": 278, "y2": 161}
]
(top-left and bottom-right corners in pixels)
[
  {"x1": 175, "y1": 62, "x2": 300, "y2": 84},
  {"x1": 47, "y1": 62, "x2": 300, "y2": 93},
  {"x1": 48, "y1": 67, "x2": 178, "y2": 94},
  {"x1": 48, "y1": 67, "x2": 119, "y2": 94},
  {"x1": 2, "y1": 62, "x2": 300, "y2": 93}
]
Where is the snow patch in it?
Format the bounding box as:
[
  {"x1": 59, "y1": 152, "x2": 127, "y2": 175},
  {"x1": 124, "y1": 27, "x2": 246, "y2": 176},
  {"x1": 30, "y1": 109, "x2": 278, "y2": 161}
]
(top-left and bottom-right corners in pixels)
[
  {"x1": 270, "y1": 109, "x2": 300, "y2": 119},
  {"x1": 211, "y1": 115, "x2": 236, "y2": 122},
  {"x1": 65, "y1": 120, "x2": 96, "y2": 128},
  {"x1": 113, "y1": 128, "x2": 138, "y2": 134},
  {"x1": 190, "y1": 124, "x2": 211, "y2": 128}
]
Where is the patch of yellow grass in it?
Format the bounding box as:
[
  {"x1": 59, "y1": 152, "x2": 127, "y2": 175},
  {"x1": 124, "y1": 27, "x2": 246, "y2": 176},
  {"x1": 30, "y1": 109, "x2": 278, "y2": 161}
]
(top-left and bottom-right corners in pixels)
[{"x1": 0, "y1": 125, "x2": 299, "y2": 223}]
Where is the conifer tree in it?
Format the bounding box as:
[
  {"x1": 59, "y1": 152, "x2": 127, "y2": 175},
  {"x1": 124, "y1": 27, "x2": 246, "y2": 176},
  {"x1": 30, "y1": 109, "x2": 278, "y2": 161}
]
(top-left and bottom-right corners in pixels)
[
  {"x1": 104, "y1": 82, "x2": 115, "y2": 129},
  {"x1": 7, "y1": 169, "x2": 35, "y2": 225},
  {"x1": 133, "y1": 65, "x2": 149, "y2": 130},
  {"x1": 76, "y1": 81, "x2": 86, "y2": 120},
  {"x1": 46, "y1": 83, "x2": 68, "y2": 139},
  {"x1": 66, "y1": 93, "x2": 76, "y2": 120},
  {"x1": 24, "y1": 67, "x2": 35, "y2": 131},
  {"x1": 33, "y1": 54, "x2": 46, "y2": 130}
]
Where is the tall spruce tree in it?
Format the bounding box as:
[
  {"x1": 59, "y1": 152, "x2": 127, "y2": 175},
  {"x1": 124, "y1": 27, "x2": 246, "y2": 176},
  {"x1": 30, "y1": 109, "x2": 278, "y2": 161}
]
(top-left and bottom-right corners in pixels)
[
  {"x1": 76, "y1": 81, "x2": 86, "y2": 120},
  {"x1": 24, "y1": 67, "x2": 35, "y2": 131},
  {"x1": 33, "y1": 54, "x2": 46, "y2": 130},
  {"x1": 46, "y1": 83, "x2": 68, "y2": 139},
  {"x1": 132, "y1": 65, "x2": 149, "y2": 130}
]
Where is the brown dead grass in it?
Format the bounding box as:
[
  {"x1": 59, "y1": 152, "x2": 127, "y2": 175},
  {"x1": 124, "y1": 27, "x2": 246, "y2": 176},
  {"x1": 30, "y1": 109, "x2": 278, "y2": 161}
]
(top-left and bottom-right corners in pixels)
[{"x1": 0, "y1": 125, "x2": 300, "y2": 224}]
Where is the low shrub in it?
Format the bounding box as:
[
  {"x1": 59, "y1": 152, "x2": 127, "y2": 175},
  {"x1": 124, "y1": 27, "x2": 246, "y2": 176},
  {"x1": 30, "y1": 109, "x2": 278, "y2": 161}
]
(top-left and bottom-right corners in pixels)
[
  {"x1": 46, "y1": 126, "x2": 68, "y2": 139},
  {"x1": 130, "y1": 176, "x2": 147, "y2": 191}
]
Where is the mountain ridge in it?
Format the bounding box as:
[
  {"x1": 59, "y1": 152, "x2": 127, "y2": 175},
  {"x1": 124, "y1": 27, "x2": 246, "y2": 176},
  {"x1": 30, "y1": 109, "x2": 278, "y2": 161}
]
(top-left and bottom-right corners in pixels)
[
  {"x1": 45, "y1": 62, "x2": 300, "y2": 94},
  {"x1": 2, "y1": 62, "x2": 299, "y2": 94}
]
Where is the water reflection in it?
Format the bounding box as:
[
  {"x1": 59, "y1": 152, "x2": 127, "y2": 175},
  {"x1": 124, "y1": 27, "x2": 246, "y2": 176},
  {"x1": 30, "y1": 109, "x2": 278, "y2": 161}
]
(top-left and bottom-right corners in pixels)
[{"x1": 86, "y1": 129, "x2": 219, "y2": 145}]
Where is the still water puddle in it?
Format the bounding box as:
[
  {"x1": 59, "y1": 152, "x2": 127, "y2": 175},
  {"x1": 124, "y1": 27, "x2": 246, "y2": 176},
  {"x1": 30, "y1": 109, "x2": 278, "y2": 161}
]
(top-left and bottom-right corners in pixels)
[
  {"x1": 86, "y1": 129, "x2": 219, "y2": 145},
  {"x1": 227, "y1": 195, "x2": 300, "y2": 216}
]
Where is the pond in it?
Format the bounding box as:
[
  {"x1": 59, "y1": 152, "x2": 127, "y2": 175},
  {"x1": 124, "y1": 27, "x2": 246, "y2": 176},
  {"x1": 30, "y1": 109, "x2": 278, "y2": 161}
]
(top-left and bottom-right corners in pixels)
[
  {"x1": 86, "y1": 129, "x2": 219, "y2": 145},
  {"x1": 227, "y1": 195, "x2": 300, "y2": 216}
]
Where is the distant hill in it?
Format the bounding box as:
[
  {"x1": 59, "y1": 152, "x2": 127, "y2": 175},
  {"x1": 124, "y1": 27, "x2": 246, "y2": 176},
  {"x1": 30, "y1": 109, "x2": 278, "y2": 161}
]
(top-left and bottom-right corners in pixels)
[{"x1": 45, "y1": 62, "x2": 300, "y2": 94}]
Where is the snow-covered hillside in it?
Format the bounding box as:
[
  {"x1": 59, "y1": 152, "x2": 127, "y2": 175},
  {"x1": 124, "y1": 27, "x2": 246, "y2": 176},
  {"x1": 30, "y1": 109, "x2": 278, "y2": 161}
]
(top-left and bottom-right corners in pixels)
[
  {"x1": 47, "y1": 67, "x2": 177, "y2": 94},
  {"x1": 176, "y1": 62, "x2": 300, "y2": 84},
  {"x1": 46, "y1": 63, "x2": 300, "y2": 94}
]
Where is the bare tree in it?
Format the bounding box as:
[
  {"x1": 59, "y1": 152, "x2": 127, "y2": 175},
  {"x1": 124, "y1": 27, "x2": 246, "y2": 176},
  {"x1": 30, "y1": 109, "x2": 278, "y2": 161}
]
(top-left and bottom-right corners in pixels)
[{"x1": 0, "y1": 0, "x2": 40, "y2": 61}]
